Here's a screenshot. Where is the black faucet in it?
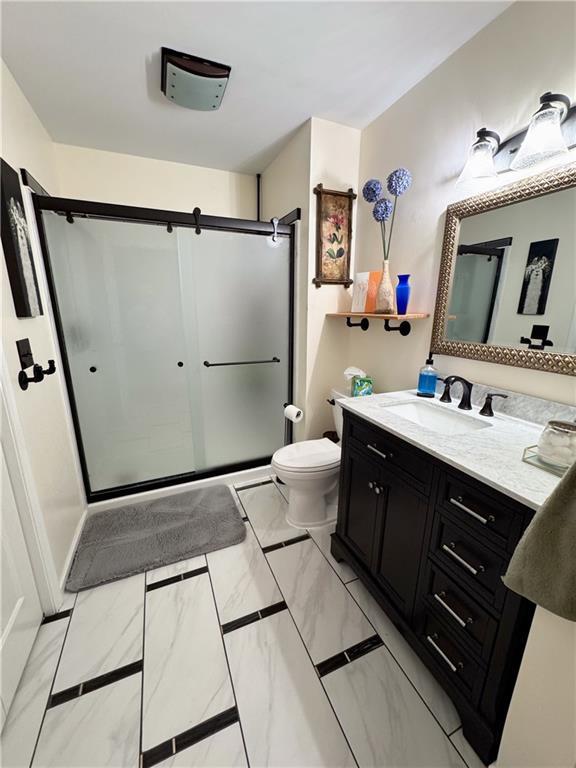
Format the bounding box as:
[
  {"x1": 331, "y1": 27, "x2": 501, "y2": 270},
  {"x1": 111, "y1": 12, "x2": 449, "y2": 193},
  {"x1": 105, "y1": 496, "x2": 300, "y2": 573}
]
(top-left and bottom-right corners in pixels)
[
  {"x1": 479, "y1": 392, "x2": 508, "y2": 417},
  {"x1": 439, "y1": 376, "x2": 474, "y2": 410}
]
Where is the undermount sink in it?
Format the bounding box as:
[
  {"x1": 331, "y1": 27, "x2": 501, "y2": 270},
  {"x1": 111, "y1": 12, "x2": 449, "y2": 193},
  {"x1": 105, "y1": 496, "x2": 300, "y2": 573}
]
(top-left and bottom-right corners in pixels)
[{"x1": 379, "y1": 400, "x2": 492, "y2": 436}]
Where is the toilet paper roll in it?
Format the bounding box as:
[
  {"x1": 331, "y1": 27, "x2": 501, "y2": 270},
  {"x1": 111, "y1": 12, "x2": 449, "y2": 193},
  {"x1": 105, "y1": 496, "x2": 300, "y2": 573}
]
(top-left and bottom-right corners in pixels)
[{"x1": 284, "y1": 404, "x2": 303, "y2": 423}]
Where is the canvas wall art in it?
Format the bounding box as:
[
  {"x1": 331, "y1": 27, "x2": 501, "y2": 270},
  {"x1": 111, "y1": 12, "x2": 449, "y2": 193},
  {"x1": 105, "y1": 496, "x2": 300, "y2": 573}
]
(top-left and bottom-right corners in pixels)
[
  {"x1": 351, "y1": 271, "x2": 382, "y2": 312},
  {"x1": 1, "y1": 158, "x2": 43, "y2": 317},
  {"x1": 313, "y1": 184, "x2": 356, "y2": 287},
  {"x1": 517, "y1": 238, "x2": 558, "y2": 316}
]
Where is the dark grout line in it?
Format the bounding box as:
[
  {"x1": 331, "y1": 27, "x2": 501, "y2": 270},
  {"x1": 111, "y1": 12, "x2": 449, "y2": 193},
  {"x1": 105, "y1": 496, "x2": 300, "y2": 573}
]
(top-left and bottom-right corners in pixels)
[
  {"x1": 305, "y1": 527, "x2": 360, "y2": 588},
  {"x1": 221, "y1": 610, "x2": 261, "y2": 635},
  {"x1": 221, "y1": 601, "x2": 288, "y2": 635},
  {"x1": 48, "y1": 660, "x2": 143, "y2": 708},
  {"x1": 243, "y1": 515, "x2": 360, "y2": 768},
  {"x1": 29, "y1": 608, "x2": 75, "y2": 766},
  {"x1": 262, "y1": 533, "x2": 310, "y2": 554},
  {"x1": 315, "y1": 635, "x2": 383, "y2": 678},
  {"x1": 139, "y1": 563, "x2": 147, "y2": 760},
  {"x1": 146, "y1": 566, "x2": 208, "y2": 592},
  {"x1": 41, "y1": 608, "x2": 72, "y2": 624},
  {"x1": 141, "y1": 707, "x2": 240, "y2": 768},
  {"x1": 344, "y1": 579, "x2": 461, "y2": 738},
  {"x1": 235, "y1": 479, "x2": 273, "y2": 492},
  {"x1": 204, "y1": 527, "x2": 252, "y2": 768},
  {"x1": 448, "y1": 728, "x2": 478, "y2": 768}
]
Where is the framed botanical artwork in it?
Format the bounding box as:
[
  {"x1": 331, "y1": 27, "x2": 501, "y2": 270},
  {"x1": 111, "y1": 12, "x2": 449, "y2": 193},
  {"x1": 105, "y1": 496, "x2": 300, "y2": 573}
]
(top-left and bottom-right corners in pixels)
[
  {"x1": 312, "y1": 184, "x2": 356, "y2": 288},
  {"x1": 1, "y1": 158, "x2": 43, "y2": 317}
]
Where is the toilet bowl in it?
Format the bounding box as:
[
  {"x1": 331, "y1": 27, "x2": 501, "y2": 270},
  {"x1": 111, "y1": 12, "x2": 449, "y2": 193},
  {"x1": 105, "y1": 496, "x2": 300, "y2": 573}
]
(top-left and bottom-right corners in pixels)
[{"x1": 272, "y1": 388, "x2": 346, "y2": 529}]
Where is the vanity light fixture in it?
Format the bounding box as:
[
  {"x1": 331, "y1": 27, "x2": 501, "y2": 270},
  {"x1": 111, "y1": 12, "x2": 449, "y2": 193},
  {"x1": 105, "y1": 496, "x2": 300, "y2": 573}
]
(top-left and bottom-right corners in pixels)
[
  {"x1": 511, "y1": 92, "x2": 571, "y2": 170},
  {"x1": 456, "y1": 128, "x2": 500, "y2": 187}
]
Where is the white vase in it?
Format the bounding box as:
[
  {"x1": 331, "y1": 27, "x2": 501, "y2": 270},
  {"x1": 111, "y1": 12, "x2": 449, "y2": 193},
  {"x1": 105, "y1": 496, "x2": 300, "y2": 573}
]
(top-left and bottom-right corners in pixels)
[{"x1": 375, "y1": 261, "x2": 396, "y2": 314}]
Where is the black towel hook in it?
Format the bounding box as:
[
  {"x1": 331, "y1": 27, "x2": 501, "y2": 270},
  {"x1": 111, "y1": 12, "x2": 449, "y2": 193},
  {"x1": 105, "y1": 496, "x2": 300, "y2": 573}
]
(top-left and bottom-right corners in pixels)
[{"x1": 192, "y1": 207, "x2": 201, "y2": 235}]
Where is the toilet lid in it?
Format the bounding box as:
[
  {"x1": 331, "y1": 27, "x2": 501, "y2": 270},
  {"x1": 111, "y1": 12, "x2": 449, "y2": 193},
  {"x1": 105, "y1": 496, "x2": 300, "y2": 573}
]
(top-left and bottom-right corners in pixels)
[{"x1": 273, "y1": 438, "x2": 341, "y2": 472}]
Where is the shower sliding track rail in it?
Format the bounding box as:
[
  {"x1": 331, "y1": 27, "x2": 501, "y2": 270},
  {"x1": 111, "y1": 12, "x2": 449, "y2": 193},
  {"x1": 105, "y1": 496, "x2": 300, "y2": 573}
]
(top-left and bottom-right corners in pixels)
[
  {"x1": 32, "y1": 194, "x2": 297, "y2": 502},
  {"x1": 203, "y1": 357, "x2": 280, "y2": 368}
]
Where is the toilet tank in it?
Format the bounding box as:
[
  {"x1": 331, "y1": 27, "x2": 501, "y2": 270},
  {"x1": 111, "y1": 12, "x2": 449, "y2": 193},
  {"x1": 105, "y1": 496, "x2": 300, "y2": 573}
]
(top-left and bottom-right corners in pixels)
[{"x1": 331, "y1": 388, "x2": 347, "y2": 440}]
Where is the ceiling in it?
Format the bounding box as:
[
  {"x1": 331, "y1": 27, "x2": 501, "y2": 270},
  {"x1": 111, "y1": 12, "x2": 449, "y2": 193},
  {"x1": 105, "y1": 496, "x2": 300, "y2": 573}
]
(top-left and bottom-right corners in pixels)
[{"x1": 2, "y1": 1, "x2": 510, "y2": 173}]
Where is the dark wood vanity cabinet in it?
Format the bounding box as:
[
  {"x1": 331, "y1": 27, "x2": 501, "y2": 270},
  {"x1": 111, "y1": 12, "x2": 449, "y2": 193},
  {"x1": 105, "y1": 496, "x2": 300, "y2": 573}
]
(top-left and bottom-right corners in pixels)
[
  {"x1": 338, "y1": 444, "x2": 428, "y2": 617},
  {"x1": 331, "y1": 410, "x2": 536, "y2": 766}
]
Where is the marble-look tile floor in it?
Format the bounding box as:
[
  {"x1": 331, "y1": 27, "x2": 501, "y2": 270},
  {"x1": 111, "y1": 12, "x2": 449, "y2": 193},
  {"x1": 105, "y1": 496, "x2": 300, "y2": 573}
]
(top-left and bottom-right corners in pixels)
[{"x1": 2, "y1": 477, "x2": 481, "y2": 768}]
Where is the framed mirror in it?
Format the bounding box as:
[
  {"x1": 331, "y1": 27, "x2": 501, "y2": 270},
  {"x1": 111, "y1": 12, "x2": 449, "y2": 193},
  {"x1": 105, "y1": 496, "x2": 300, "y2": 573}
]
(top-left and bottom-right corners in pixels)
[{"x1": 431, "y1": 163, "x2": 576, "y2": 375}]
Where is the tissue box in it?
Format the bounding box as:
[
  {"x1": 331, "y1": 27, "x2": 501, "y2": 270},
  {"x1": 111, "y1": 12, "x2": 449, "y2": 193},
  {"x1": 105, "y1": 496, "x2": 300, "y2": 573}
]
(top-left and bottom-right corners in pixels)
[{"x1": 352, "y1": 376, "x2": 373, "y2": 397}]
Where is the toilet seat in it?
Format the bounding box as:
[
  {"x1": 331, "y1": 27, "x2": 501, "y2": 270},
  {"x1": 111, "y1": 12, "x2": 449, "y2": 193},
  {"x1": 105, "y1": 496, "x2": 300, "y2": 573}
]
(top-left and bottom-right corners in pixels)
[{"x1": 272, "y1": 438, "x2": 340, "y2": 474}]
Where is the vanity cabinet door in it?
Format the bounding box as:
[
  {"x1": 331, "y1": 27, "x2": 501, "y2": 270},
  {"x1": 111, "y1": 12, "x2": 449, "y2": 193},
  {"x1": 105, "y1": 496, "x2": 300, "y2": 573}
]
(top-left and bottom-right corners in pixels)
[
  {"x1": 372, "y1": 470, "x2": 429, "y2": 620},
  {"x1": 337, "y1": 447, "x2": 382, "y2": 570}
]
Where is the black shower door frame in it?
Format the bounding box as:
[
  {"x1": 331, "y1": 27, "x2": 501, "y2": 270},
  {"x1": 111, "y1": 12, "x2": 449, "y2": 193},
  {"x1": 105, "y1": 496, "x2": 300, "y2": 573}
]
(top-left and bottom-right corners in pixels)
[{"x1": 33, "y1": 195, "x2": 296, "y2": 502}]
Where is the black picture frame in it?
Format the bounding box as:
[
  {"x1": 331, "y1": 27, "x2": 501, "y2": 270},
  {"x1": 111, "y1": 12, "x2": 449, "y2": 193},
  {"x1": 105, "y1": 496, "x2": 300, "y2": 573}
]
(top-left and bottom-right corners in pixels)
[
  {"x1": 1, "y1": 158, "x2": 43, "y2": 317},
  {"x1": 517, "y1": 238, "x2": 558, "y2": 316}
]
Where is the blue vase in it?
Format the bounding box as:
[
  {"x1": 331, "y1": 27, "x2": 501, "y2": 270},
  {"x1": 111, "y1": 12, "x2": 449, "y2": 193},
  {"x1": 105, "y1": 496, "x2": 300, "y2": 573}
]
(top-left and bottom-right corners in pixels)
[{"x1": 396, "y1": 274, "x2": 411, "y2": 315}]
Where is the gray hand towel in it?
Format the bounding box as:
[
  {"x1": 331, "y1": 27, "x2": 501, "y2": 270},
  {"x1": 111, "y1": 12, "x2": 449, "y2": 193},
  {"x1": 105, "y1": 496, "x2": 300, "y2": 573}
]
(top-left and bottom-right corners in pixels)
[{"x1": 502, "y1": 459, "x2": 576, "y2": 621}]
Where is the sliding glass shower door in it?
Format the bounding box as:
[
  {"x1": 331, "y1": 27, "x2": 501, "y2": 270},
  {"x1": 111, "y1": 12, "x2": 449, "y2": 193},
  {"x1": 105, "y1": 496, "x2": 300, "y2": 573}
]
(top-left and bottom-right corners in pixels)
[{"x1": 39, "y1": 203, "x2": 292, "y2": 498}]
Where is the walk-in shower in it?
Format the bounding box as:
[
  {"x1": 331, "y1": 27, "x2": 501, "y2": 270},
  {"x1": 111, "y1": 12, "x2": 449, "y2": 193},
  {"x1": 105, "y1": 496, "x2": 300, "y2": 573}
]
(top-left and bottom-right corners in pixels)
[{"x1": 34, "y1": 197, "x2": 295, "y2": 501}]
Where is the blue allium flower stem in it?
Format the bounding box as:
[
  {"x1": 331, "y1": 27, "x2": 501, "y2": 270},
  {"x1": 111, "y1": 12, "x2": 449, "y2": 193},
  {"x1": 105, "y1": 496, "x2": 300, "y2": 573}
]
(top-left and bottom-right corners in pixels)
[
  {"x1": 380, "y1": 221, "x2": 388, "y2": 262},
  {"x1": 387, "y1": 196, "x2": 398, "y2": 255}
]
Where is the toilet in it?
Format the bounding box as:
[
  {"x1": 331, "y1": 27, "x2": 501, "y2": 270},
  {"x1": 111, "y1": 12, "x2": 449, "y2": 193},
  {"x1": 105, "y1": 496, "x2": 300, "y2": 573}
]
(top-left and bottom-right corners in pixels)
[{"x1": 272, "y1": 388, "x2": 346, "y2": 529}]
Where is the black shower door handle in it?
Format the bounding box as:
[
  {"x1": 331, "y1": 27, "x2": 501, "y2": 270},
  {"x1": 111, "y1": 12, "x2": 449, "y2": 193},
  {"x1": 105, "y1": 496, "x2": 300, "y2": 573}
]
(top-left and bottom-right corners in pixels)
[{"x1": 203, "y1": 357, "x2": 280, "y2": 368}]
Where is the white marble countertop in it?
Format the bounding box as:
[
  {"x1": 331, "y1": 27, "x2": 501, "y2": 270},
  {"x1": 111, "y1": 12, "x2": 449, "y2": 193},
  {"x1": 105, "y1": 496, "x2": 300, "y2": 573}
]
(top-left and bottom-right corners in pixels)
[{"x1": 338, "y1": 390, "x2": 561, "y2": 511}]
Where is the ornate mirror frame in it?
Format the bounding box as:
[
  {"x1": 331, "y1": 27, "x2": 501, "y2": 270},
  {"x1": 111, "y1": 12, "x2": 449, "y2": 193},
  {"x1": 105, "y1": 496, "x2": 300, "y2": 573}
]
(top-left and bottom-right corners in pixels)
[{"x1": 431, "y1": 163, "x2": 576, "y2": 376}]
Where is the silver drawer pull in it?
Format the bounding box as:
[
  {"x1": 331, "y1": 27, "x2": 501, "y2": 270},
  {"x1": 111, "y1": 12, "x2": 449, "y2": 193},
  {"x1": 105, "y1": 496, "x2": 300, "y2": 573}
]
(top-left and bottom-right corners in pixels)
[
  {"x1": 433, "y1": 592, "x2": 470, "y2": 628},
  {"x1": 367, "y1": 444, "x2": 388, "y2": 460},
  {"x1": 426, "y1": 634, "x2": 458, "y2": 672},
  {"x1": 374, "y1": 486, "x2": 381, "y2": 495},
  {"x1": 368, "y1": 481, "x2": 374, "y2": 490},
  {"x1": 450, "y1": 496, "x2": 494, "y2": 526},
  {"x1": 442, "y1": 543, "x2": 484, "y2": 576}
]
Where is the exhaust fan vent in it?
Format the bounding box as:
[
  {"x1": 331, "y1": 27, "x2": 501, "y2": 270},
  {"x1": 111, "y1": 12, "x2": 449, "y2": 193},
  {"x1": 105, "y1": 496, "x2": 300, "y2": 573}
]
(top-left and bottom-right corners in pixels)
[{"x1": 161, "y1": 47, "x2": 231, "y2": 111}]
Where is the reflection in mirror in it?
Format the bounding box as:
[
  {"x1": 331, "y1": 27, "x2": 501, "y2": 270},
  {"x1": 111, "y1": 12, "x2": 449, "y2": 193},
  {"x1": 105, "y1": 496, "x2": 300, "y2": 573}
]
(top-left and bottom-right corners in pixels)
[{"x1": 445, "y1": 187, "x2": 575, "y2": 354}]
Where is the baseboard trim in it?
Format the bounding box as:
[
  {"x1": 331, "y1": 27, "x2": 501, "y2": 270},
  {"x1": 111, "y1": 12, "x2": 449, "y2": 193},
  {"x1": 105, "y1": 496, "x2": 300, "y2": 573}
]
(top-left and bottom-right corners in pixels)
[{"x1": 59, "y1": 507, "x2": 87, "y2": 597}]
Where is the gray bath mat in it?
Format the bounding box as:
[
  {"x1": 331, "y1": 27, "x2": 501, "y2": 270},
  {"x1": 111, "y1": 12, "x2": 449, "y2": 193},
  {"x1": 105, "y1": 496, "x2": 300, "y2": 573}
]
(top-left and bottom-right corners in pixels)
[{"x1": 66, "y1": 485, "x2": 246, "y2": 591}]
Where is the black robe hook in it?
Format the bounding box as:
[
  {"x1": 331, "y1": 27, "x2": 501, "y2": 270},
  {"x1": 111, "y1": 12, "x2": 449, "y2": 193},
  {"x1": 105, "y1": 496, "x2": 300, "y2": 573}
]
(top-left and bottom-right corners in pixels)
[{"x1": 193, "y1": 207, "x2": 201, "y2": 235}]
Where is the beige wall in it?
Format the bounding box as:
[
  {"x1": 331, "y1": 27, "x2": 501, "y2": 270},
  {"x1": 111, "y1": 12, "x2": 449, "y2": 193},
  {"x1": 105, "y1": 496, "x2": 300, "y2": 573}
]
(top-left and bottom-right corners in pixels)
[
  {"x1": 305, "y1": 118, "x2": 360, "y2": 438},
  {"x1": 54, "y1": 143, "x2": 256, "y2": 218},
  {"x1": 262, "y1": 117, "x2": 361, "y2": 440},
  {"x1": 353, "y1": 1, "x2": 576, "y2": 407},
  {"x1": 353, "y1": 4, "x2": 576, "y2": 765},
  {"x1": 261, "y1": 121, "x2": 311, "y2": 440},
  {"x1": 1, "y1": 61, "x2": 85, "y2": 581}
]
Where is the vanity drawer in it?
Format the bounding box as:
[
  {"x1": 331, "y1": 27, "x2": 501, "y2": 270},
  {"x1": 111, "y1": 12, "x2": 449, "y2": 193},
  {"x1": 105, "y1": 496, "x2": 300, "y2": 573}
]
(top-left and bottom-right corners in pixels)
[
  {"x1": 432, "y1": 516, "x2": 507, "y2": 610},
  {"x1": 438, "y1": 473, "x2": 523, "y2": 548},
  {"x1": 422, "y1": 562, "x2": 498, "y2": 662},
  {"x1": 420, "y1": 610, "x2": 484, "y2": 702},
  {"x1": 347, "y1": 416, "x2": 433, "y2": 492}
]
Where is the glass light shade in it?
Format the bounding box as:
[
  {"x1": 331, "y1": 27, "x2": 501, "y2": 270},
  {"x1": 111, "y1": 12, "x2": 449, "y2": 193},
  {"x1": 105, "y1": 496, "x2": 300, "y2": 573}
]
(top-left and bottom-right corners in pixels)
[
  {"x1": 457, "y1": 138, "x2": 498, "y2": 186},
  {"x1": 510, "y1": 105, "x2": 569, "y2": 170}
]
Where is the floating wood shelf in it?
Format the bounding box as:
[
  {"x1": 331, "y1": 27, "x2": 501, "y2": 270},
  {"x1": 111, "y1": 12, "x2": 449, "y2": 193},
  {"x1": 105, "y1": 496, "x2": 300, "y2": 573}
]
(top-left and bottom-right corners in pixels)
[{"x1": 326, "y1": 312, "x2": 430, "y2": 336}]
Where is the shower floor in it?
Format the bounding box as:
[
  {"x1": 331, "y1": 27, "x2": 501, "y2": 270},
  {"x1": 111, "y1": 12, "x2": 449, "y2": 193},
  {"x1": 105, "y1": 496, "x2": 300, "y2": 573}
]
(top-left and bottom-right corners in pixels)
[{"x1": 3, "y1": 474, "x2": 478, "y2": 768}]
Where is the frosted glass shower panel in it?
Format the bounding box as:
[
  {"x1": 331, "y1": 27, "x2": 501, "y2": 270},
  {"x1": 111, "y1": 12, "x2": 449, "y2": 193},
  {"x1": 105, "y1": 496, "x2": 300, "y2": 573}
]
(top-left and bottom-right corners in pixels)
[
  {"x1": 178, "y1": 228, "x2": 291, "y2": 468},
  {"x1": 446, "y1": 252, "x2": 501, "y2": 344},
  {"x1": 42, "y1": 213, "x2": 196, "y2": 491}
]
